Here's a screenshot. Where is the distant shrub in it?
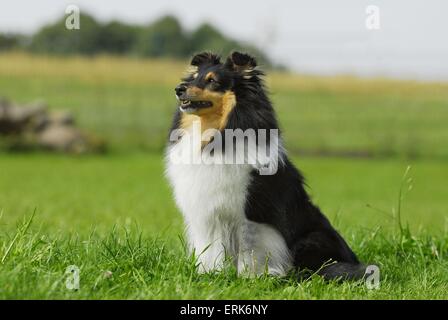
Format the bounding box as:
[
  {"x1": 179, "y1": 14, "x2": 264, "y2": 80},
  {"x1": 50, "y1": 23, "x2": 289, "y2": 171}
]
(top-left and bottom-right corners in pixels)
[
  {"x1": 3, "y1": 13, "x2": 272, "y2": 65},
  {"x1": 133, "y1": 16, "x2": 189, "y2": 58},
  {"x1": 29, "y1": 14, "x2": 102, "y2": 55},
  {"x1": 0, "y1": 33, "x2": 22, "y2": 51},
  {"x1": 98, "y1": 21, "x2": 140, "y2": 54}
]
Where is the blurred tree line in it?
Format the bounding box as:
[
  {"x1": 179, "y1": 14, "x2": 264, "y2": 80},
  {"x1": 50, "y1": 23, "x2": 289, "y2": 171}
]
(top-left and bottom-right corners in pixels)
[{"x1": 0, "y1": 14, "x2": 272, "y2": 66}]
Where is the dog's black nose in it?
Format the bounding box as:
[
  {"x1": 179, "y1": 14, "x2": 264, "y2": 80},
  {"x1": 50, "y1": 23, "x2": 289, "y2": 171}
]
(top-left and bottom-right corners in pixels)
[{"x1": 175, "y1": 84, "x2": 187, "y2": 97}]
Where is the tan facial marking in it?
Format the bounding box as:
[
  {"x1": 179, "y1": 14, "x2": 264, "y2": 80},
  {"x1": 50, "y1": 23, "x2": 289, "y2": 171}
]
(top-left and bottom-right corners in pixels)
[
  {"x1": 205, "y1": 72, "x2": 216, "y2": 82},
  {"x1": 180, "y1": 89, "x2": 237, "y2": 145}
]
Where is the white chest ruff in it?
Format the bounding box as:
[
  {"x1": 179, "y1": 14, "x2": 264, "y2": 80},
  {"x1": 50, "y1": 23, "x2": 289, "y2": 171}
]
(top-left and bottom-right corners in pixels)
[
  {"x1": 167, "y1": 150, "x2": 250, "y2": 220},
  {"x1": 165, "y1": 135, "x2": 292, "y2": 275}
]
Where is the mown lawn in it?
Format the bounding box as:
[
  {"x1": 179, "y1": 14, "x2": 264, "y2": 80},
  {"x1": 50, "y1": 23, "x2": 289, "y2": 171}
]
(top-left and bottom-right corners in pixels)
[
  {"x1": 0, "y1": 53, "x2": 447, "y2": 299},
  {"x1": 0, "y1": 153, "x2": 447, "y2": 299}
]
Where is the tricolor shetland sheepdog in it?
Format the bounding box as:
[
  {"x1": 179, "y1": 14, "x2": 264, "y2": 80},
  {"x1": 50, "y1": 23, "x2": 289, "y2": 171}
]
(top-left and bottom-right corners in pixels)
[{"x1": 165, "y1": 51, "x2": 366, "y2": 280}]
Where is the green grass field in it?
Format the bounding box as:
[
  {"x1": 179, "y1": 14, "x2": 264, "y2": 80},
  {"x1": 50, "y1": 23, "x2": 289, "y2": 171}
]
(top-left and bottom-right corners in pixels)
[{"x1": 0, "y1": 53, "x2": 447, "y2": 299}]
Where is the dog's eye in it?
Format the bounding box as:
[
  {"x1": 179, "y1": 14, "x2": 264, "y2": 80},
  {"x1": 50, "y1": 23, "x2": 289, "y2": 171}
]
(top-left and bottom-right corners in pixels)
[{"x1": 208, "y1": 78, "x2": 216, "y2": 83}]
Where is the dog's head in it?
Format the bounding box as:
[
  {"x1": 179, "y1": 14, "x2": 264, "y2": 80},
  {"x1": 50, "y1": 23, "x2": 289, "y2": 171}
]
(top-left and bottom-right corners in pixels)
[{"x1": 175, "y1": 51, "x2": 261, "y2": 116}]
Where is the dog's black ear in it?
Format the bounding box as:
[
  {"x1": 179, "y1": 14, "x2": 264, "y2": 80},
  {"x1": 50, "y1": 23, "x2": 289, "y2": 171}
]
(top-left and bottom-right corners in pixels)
[
  {"x1": 190, "y1": 52, "x2": 221, "y2": 67},
  {"x1": 225, "y1": 51, "x2": 257, "y2": 73}
]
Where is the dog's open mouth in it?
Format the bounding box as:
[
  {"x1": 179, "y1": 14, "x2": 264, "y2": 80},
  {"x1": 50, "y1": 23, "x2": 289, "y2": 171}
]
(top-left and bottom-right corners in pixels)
[{"x1": 179, "y1": 100, "x2": 213, "y2": 112}]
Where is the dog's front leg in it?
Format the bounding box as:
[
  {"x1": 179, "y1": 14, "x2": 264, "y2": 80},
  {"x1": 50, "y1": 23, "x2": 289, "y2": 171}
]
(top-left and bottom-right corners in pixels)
[
  {"x1": 237, "y1": 221, "x2": 292, "y2": 277},
  {"x1": 186, "y1": 221, "x2": 226, "y2": 273}
]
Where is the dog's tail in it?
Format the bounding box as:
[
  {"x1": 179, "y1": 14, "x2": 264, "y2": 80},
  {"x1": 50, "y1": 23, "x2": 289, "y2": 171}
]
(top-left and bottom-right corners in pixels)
[{"x1": 318, "y1": 262, "x2": 367, "y2": 281}]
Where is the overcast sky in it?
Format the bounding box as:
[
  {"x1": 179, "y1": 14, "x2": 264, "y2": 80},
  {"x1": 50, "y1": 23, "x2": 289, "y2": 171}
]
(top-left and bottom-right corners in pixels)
[{"x1": 1, "y1": 0, "x2": 447, "y2": 80}]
